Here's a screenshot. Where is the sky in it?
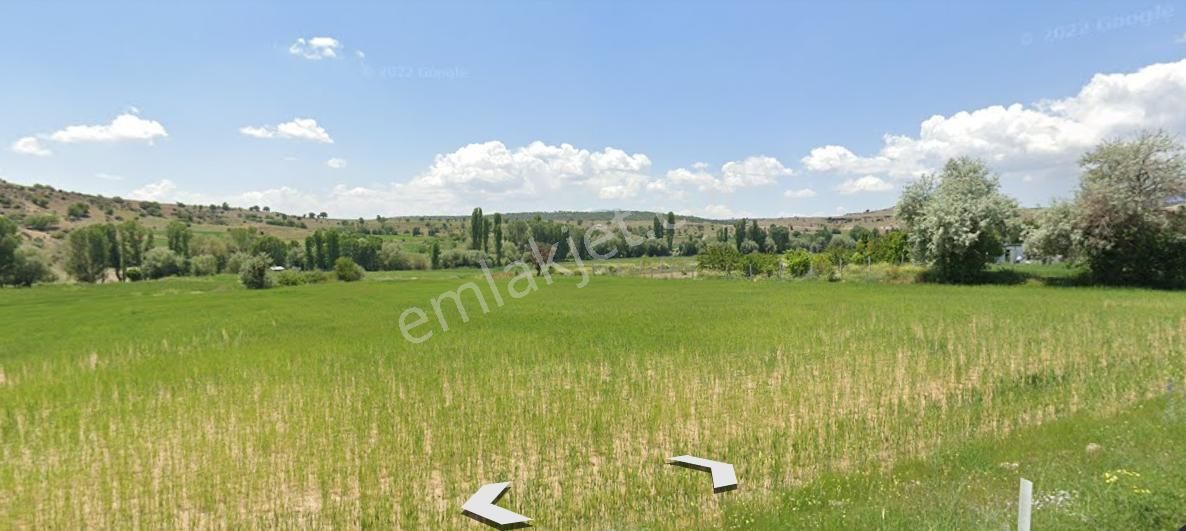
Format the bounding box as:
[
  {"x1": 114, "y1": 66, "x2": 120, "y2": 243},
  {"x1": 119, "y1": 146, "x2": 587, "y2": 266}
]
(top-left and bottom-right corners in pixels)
[{"x1": 2, "y1": 1, "x2": 1186, "y2": 219}]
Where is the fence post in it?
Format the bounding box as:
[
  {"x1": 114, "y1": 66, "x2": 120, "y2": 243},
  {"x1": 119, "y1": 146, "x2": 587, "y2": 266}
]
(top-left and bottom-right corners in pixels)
[{"x1": 1017, "y1": 478, "x2": 1032, "y2": 531}]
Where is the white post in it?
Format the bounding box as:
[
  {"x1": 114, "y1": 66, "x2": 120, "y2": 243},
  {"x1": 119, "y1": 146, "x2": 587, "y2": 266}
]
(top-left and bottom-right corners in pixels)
[{"x1": 1017, "y1": 478, "x2": 1032, "y2": 531}]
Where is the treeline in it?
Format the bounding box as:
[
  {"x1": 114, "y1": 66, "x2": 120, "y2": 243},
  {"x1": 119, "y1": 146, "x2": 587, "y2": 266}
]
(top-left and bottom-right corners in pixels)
[{"x1": 696, "y1": 225, "x2": 910, "y2": 277}]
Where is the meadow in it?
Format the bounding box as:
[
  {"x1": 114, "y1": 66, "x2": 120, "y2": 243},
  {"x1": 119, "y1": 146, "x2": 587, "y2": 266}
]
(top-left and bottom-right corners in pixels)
[{"x1": 1, "y1": 268, "x2": 1184, "y2": 529}]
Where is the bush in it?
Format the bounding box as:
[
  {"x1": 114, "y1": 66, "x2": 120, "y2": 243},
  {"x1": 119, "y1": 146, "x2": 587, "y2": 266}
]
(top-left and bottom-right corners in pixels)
[
  {"x1": 810, "y1": 253, "x2": 836, "y2": 279},
  {"x1": 302, "y1": 270, "x2": 329, "y2": 284},
  {"x1": 239, "y1": 255, "x2": 272, "y2": 289},
  {"x1": 739, "y1": 239, "x2": 760, "y2": 254},
  {"x1": 784, "y1": 249, "x2": 812, "y2": 277},
  {"x1": 190, "y1": 254, "x2": 219, "y2": 277},
  {"x1": 225, "y1": 252, "x2": 252, "y2": 274},
  {"x1": 275, "y1": 269, "x2": 306, "y2": 286},
  {"x1": 379, "y1": 242, "x2": 430, "y2": 270},
  {"x1": 23, "y1": 213, "x2": 59, "y2": 231},
  {"x1": 142, "y1": 248, "x2": 183, "y2": 279},
  {"x1": 6, "y1": 247, "x2": 55, "y2": 286},
  {"x1": 334, "y1": 256, "x2": 364, "y2": 282},
  {"x1": 438, "y1": 249, "x2": 490, "y2": 269},
  {"x1": 125, "y1": 267, "x2": 144, "y2": 282}
]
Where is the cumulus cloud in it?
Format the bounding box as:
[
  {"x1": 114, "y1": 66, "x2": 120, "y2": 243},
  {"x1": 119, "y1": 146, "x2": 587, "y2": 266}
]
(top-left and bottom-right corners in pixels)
[
  {"x1": 129, "y1": 179, "x2": 178, "y2": 201},
  {"x1": 659, "y1": 156, "x2": 793, "y2": 194},
  {"x1": 240, "y1": 118, "x2": 334, "y2": 143},
  {"x1": 327, "y1": 157, "x2": 347, "y2": 169},
  {"x1": 49, "y1": 113, "x2": 168, "y2": 144},
  {"x1": 836, "y1": 176, "x2": 894, "y2": 195},
  {"x1": 784, "y1": 188, "x2": 817, "y2": 198},
  {"x1": 11, "y1": 136, "x2": 51, "y2": 156},
  {"x1": 289, "y1": 37, "x2": 342, "y2": 60},
  {"x1": 801, "y1": 58, "x2": 1186, "y2": 187}
]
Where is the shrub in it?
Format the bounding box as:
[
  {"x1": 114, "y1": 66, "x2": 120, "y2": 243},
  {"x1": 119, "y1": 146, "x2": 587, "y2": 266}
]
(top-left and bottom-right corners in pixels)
[
  {"x1": 810, "y1": 253, "x2": 836, "y2": 279},
  {"x1": 239, "y1": 255, "x2": 272, "y2": 289},
  {"x1": 302, "y1": 270, "x2": 329, "y2": 284},
  {"x1": 66, "y1": 202, "x2": 90, "y2": 220},
  {"x1": 23, "y1": 213, "x2": 59, "y2": 231},
  {"x1": 143, "y1": 248, "x2": 183, "y2": 279},
  {"x1": 438, "y1": 249, "x2": 490, "y2": 269},
  {"x1": 784, "y1": 249, "x2": 812, "y2": 277},
  {"x1": 125, "y1": 267, "x2": 145, "y2": 282},
  {"x1": 190, "y1": 254, "x2": 219, "y2": 277},
  {"x1": 334, "y1": 256, "x2": 364, "y2": 282},
  {"x1": 225, "y1": 252, "x2": 252, "y2": 274},
  {"x1": 379, "y1": 242, "x2": 428, "y2": 270},
  {"x1": 6, "y1": 247, "x2": 55, "y2": 286},
  {"x1": 275, "y1": 269, "x2": 306, "y2": 286},
  {"x1": 739, "y1": 239, "x2": 760, "y2": 254}
]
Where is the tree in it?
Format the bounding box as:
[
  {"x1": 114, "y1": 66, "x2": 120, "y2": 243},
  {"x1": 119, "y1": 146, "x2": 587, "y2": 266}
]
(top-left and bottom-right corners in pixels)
[
  {"x1": 165, "y1": 221, "x2": 192, "y2": 257},
  {"x1": 897, "y1": 157, "x2": 1019, "y2": 283},
  {"x1": 768, "y1": 225, "x2": 791, "y2": 252},
  {"x1": 492, "y1": 213, "x2": 504, "y2": 265},
  {"x1": 239, "y1": 255, "x2": 272, "y2": 289},
  {"x1": 251, "y1": 235, "x2": 288, "y2": 266},
  {"x1": 1074, "y1": 131, "x2": 1186, "y2": 287},
  {"x1": 470, "y1": 207, "x2": 484, "y2": 250},
  {"x1": 117, "y1": 220, "x2": 152, "y2": 278},
  {"x1": 653, "y1": 216, "x2": 664, "y2": 241},
  {"x1": 666, "y1": 212, "x2": 676, "y2": 249},
  {"x1": 1023, "y1": 200, "x2": 1077, "y2": 263},
  {"x1": 0, "y1": 216, "x2": 19, "y2": 282},
  {"x1": 65, "y1": 225, "x2": 113, "y2": 282},
  {"x1": 748, "y1": 220, "x2": 766, "y2": 250},
  {"x1": 142, "y1": 248, "x2": 183, "y2": 279},
  {"x1": 733, "y1": 219, "x2": 746, "y2": 250},
  {"x1": 334, "y1": 256, "x2": 364, "y2": 282},
  {"x1": 482, "y1": 215, "x2": 491, "y2": 252},
  {"x1": 430, "y1": 241, "x2": 441, "y2": 269},
  {"x1": 7, "y1": 247, "x2": 55, "y2": 286}
]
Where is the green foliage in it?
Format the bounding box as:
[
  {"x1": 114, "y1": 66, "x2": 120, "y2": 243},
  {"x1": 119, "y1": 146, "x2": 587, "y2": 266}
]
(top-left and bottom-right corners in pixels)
[
  {"x1": 274, "y1": 269, "x2": 306, "y2": 286},
  {"x1": 124, "y1": 267, "x2": 144, "y2": 282},
  {"x1": 1075, "y1": 131, "x2": 1186, "y2": 288},
  {"x1": 784, "y1": 248, "x2": 812, "y2": 276},
  {"x1": 23, "y1": 213, "x2": 59, "y2": 231},
  {"x1": 66, "y1": 202, "x2": 90, "y2": 220},
  {"x1": 250, "y1": 235, "x2": 287, "y2": 266},
  {"x1": 698, "y1": 242, "x2": 742, "y2": 273},
  {"x1": 238, "y1": 254, "x2": 272, "y2": 289},
  {"x1": 65, "y1": 224, "x2": 113, "y2": 282},
  {"x1": 430, "y1": 241, "x2": 441, "y2": 270},
  {"x1": 165, "y1": 221, "x2": 192, "y2": 257},
  {"x1": 897, "y1": 157, "x2": 1018, "y2": 283},
  {"x1": 0, "y1": 216, "x2": 18, "y2": 282},
  {"x1": 142, "y1": 248, "x2": 183, "y2": 279},
  {"x1": 190, "y1": 255, "x2": 219, "y2": 277},
  {"x1": 333, "y1": 256, "x2": 364, "y2": 282},
  {"x1": 810, "y1": 252, "x2": 835, "y2": 279},
  {"x1": 139, "y1": 201, "x2": 162, "y2": 217},
  {"x1": 5, "y1": 247, "x2": 55, "y2": 286},
  {"x1": 438, "y1": 249, "x2": 490, "y2": 269},
  {"x1": 117, "y1": 220, "x2": 152, "y2": 273},
  {"x1": 225, "y1": 252, "x2": 252, "y2": 275}
]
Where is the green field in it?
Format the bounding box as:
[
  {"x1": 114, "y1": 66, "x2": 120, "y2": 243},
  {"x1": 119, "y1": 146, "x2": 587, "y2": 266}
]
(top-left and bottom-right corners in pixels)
[{"x1": 2, "y1": 270, "x2": 1185, "y2": 529}]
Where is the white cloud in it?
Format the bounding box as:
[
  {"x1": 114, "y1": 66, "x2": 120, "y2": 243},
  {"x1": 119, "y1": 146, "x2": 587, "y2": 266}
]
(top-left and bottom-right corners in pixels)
[
  {"x1": 327, "y1": 157, "x2": 347, "y2": 169},
  {"x1": 96, "y1": 172, "x2": 124, "y2": 181},
  {"x1": 11, "y1": 136, "x2": 51, "y2": 156},
  {"x1": 240, "y1": 118, "x2": 333, "y2": 143},
  {"x1": 684, "y1": 204, "x2": 746, "y2": 219},
  {"x1": 836, "y1": 175, "x2": 894, "y2": 195},
  {"x1": 289, "y1": 37, "x2": 342, "y2": 60},
  {"x1": 48, "y1": 113, "x2": 167, "y2": 144},
  {"x1": 784, "y1": 187, "x2": 817, "y2": 198},
  {"x1": 659, "y1": 156, "x2": 792, "y2": 194},
  {"x1": 801, "y1": 58, "x2": 1186, "y2": 186},
  {"x1": 1177, "y1": 32, "x2": 1186, "y2": 43},
  {"x1": 129, "y1": 179, "x2": 178, "y2": 201}
]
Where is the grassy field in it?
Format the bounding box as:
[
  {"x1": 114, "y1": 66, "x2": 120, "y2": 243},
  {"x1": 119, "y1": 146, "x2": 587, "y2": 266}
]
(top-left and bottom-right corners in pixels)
[{"x1": 1, "y1": 269, "x2": 1184, "y2": 529}]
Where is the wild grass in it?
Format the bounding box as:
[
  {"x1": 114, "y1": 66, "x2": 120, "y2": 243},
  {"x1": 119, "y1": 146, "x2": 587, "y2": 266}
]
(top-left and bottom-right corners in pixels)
[{"x1": 0, "y1": 270, "x2": 1183, "y2": 528}]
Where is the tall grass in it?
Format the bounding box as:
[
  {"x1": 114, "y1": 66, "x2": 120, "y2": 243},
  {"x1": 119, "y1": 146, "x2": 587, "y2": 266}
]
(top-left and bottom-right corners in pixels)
[{"x1": 0, "y1": 272, "x2": 1183, "y2": 528}]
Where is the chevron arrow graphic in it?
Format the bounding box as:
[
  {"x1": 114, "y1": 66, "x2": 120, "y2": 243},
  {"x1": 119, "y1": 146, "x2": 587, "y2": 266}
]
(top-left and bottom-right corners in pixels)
[
  {"x1": 461, "y1": 482, "x2": 532, "y2": 529},
  {"x1": 667, "y1": 455, "x2": 738, "y2": 493}
]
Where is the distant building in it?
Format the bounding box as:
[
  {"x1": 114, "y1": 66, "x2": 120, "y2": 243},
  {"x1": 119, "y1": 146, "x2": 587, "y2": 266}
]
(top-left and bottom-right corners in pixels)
[
  {"x1": 269, "y1": 266, "x2": 286, "y2": 272},
  {"x1": 997, "y1": 243, "x2": 1024, "y2": 264}
]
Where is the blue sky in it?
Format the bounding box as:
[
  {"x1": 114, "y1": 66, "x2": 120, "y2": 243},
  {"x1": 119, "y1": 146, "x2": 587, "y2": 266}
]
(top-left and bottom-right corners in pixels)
[{"x1": 2, "y1": 1, "x2": 1185, "y2": 218}]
